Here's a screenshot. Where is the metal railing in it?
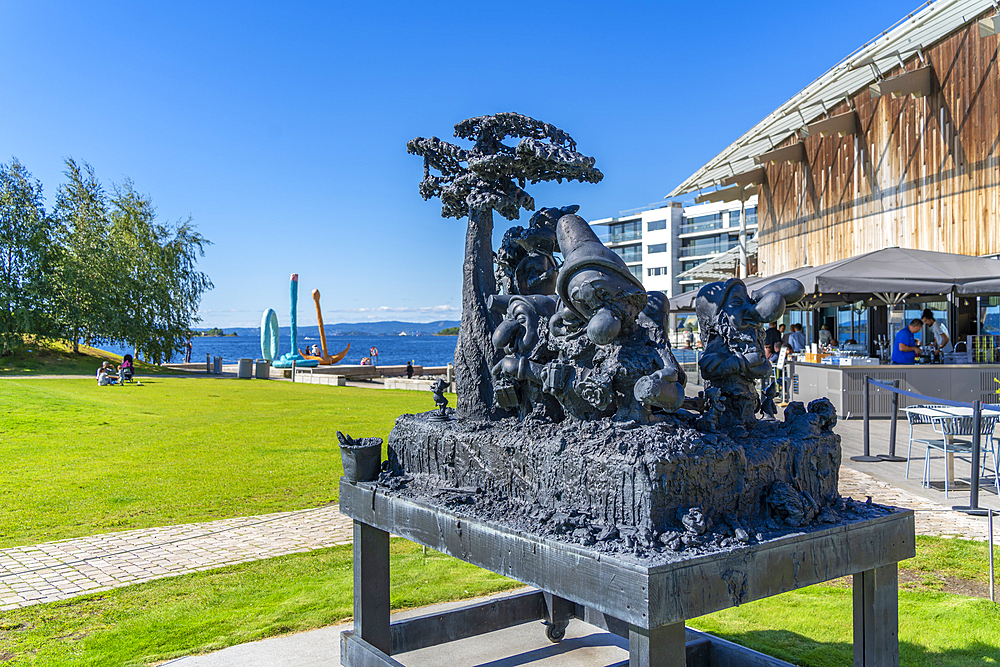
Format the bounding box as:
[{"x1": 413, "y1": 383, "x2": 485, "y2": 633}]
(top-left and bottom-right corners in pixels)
[
  {"x1": 680, "y1": 243, "x2": 736, "y2": 258},
  {"x1": 679, "y1": 219, "x2": 724, "y2": 235}
]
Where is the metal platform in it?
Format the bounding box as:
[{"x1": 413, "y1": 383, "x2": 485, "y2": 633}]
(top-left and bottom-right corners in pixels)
[{"x1": 339, "y1": 478, "x2": 915, "y2": 667}]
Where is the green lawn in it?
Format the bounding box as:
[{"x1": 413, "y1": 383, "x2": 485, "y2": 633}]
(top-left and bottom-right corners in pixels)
[{"x1": 0, "y1": 378, "x2": 435, "y2": 547}]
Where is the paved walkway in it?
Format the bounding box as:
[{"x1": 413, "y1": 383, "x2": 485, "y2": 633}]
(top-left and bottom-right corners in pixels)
[{"x1": 0, "y1": 506, "x2": 351, "y2": 611}]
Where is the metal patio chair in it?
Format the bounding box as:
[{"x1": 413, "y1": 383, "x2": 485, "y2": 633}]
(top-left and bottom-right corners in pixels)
[
  {"x1": 920, "y1": 414, "x2": 1000, "y2": 498},
  {"x1": 904, "y1": 405, "x2": 949, "y2": 479}
]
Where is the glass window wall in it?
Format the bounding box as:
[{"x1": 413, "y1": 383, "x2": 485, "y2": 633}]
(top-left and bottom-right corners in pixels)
[
  {"x1": 647, "y1": 219, "x2": 666, "y2": 231},
  {"x1": 647, "y1": 243, "x2": 667, "y2": 254},
  {"x1": 608, "y1": 220, "x2": 642, "y2": 243},
  {"x1": 614, "y1": 244, "x2": 642, "y2": 263},
  {"x1": 679, "y1": 213, "x2": 723, "y2": 235}
]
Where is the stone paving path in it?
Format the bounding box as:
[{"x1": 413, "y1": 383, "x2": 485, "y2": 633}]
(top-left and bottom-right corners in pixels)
[
  {"x1": 0, "y1": 506, "x2": 351, "y2": 611},
  {"x1": 839, "y1": 467, "x2": 996, "y2": 541},
  {"x1": 1, "y1": 466, "x2": 997, "y2": 612}
]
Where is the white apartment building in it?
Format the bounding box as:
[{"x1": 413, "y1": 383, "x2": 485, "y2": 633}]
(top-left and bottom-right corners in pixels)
[{"x1": 590, "y1": 195, "x2": 758, "y2": 299}]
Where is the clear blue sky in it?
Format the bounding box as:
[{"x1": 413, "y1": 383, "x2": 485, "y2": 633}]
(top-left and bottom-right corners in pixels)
[{"x1": 1, "y1": 1, "x2": 920, "y2": 328}]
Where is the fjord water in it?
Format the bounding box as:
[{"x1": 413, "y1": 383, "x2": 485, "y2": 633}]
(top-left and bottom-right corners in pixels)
[{"x1": 102, "y1": 334, "x2": 458, "y2": 367}]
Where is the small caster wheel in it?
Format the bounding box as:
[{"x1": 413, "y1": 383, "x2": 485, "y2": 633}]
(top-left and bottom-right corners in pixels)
[{"x1": 545, "y1": 622, "x2": 567, "y2": 643}]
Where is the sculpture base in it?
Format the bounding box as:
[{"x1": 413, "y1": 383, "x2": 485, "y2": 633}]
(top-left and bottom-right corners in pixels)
[
  {"x1": 387, "y1": 400, "x2": 844, "y2": 551},
  {"x1": 340, "y1": 479, "x2": 914, "y2": 666}
]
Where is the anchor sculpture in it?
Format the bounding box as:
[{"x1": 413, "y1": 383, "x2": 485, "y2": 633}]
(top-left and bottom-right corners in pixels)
[{"x1": 299, "y1": 288, "x2": 350, "y2": 364}]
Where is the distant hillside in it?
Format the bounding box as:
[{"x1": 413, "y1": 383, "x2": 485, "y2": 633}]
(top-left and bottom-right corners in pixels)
[{"x1": 202, "y1": 320, "x2": 461, "y2": 337}]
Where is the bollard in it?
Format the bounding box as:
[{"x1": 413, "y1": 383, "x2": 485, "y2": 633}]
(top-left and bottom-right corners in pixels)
[
  {"x1": 206, "y1": 353, "x2": 211, "y2": 374},
  {"x1": 954, "y1": 400, "x2": 987, "y2": 514},
  {"x1": 292, "y1": 359, "x2": 297, "y2": 383},
  {"x1": 852, "y1": 377, "x2": 881, "y2": 462},
  {"x1": 880, "y1": 379, "x2": 906, "y2": 462}
]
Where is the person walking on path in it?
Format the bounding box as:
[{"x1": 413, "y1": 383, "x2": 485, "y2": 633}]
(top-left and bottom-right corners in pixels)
[
  {"x1": 406, "y1": 361, "x2": 414, "y2": 379},
  {"x1": 183, "y1": 336, "x2": 193, "y2": 363}
]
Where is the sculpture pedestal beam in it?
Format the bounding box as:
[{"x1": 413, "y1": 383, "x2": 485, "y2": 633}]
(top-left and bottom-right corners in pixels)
[{"x1": 339, "y1": 479, "x2": 914, "y2": 667}]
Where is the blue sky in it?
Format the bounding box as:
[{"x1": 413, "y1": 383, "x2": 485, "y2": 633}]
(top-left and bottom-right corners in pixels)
[{"x1": 1, "y1": 1, "x2": 920, "y2": 327}]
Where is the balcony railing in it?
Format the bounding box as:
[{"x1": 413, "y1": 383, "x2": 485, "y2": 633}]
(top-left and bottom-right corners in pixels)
[
  {"x1": 600, "y1": 229, "x2": 642, "y2": 244},
  {"x1": 680, "y1": 243, "x2": 737, "y2": 258},
  {"x1": 679, "y1": 219, "x2": 724, "y2": 235}
]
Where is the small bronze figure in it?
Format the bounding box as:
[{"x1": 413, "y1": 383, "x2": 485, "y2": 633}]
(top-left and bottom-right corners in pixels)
[{"x1": 429, "y1": 378, "x2": 451, "y2": 421}]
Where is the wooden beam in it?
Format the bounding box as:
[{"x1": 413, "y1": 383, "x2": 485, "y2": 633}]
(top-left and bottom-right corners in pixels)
[
  {"x1": 869, "y1": 66, "x2": 933, "y2": 99},
  {"x1": 754, "y1": 142, "x2": 806, "y2": 166},
  {"x1": 804, "y1": 111, "x2": 857, "y2": 138},
  {"x1": 721, "y1": 167, "x2": 766, "y2": 188},
  {"x1": 389, "y1": 589, "x2": 544, "y2": 654}
]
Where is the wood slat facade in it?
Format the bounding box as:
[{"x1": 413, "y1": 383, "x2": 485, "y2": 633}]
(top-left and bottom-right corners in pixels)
[{"x1": 757, "y1": 17, "x2": 1000, "y2": 275}]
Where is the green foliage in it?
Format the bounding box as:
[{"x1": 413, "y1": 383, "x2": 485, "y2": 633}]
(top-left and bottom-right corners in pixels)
[
  {"x1": 0, "y1": 338, "x2": 186, "y2": 376},
  {"x1": 0, "y1": 159, "x2": 56, "y2": 354},
  {"x1": 0, "y1": 540, "x2": 520, "y2": 666},
  {"x1": 436, "y1": 326, "x2": 459, "y2": 335},
  {"x1": 0, "y1": 157, "x2": 212, "y2": 363}
]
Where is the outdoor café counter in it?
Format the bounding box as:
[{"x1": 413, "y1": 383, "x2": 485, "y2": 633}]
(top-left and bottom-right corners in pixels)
[{"x1": 787, "y1": 361, "x2": 1000, "y2": 418}]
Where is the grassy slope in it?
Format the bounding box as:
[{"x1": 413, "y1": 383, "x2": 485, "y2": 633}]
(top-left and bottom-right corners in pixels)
[
  {"x1": 0, "y1": 338, "x2": 184, "y2": 376},
  {"x1": 0, "y1": 378, "x2": 436, "y2": 547}
]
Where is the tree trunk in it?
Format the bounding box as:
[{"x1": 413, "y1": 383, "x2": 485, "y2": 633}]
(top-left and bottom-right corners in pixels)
[{"x1": 454, "y1": 208, "x2": 503, "y2": 420}]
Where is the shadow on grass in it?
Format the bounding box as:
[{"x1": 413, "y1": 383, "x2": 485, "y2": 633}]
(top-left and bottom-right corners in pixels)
[{"x1": 704, "y1": 629, "x2": 1000, "y2": 667}]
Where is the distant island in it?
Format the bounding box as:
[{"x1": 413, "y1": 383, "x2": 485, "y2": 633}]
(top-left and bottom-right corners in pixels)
[
  {"x1": 193, "y1": 328, "x2": 238, "y2": 337},
  {"x1": 436, "y1": 327, "x2": 459, "y2": 336}
]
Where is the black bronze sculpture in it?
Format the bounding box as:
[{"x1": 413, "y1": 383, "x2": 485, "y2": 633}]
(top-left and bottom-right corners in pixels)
[
  {"x1": 429, "y1": 378, "x2": 450, "y2": 421},
  {"x1": 334, "y1": 113, "x2": 914, "y2": 667},
  {"x1": 407, "y1": 114, "x2": 603, "y2": 420},
  {"x1": 695, "y1": 277, "x2": 804, "y2": 431}
]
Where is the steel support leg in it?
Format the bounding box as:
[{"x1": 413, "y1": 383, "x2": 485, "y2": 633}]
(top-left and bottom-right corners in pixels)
[
  {"x1": 853, "y1": 564, "x2": 899, "y2": 667},
  {"x1": 629, "y1": 621, "x2": 685, "y2": 667},
  {"x1": 354, "y1": 520, "x2": 391, "y2": 655}
]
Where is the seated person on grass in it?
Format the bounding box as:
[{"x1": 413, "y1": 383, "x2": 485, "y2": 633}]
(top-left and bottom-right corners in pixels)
[{"x1": 96, "y1": 362, "x2": 118, "y2": 386}]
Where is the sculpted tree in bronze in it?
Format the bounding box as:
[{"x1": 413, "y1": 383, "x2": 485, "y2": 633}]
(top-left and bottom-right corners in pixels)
[{"x1": 408, "y1": 114, "x2": 603, "y2": 420}]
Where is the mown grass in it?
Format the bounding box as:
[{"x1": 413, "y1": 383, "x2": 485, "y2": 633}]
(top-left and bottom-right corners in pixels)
[
  {"x1": 0, "y1": 338, "x2": 183, "y2": 376},
  {"x1": 0, "y1": 540, "x2": 521, "y2": 666},
  {"x1": 0, "y1": 378, "x2": 438, "y2": 547},
  {"x1": 689, "y1": 585, "x2": 1000, "y2": 667}
]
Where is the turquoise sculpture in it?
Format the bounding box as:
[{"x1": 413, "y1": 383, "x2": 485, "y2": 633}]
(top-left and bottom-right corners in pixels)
[
  {"x1": 260, "y1": 308, "x2": 280, "y2": 361},
  {"x1": 271, "y1": 273, "x2": 319, "y2": 368}
]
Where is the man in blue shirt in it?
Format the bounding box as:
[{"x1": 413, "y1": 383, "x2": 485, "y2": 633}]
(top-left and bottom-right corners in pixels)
[
  {"x1": 891, "y1": 319, "x2": 922, "y2": 364},
  {"x1": 788, "y1": 323, "x2": 807, "y2": 352}
]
